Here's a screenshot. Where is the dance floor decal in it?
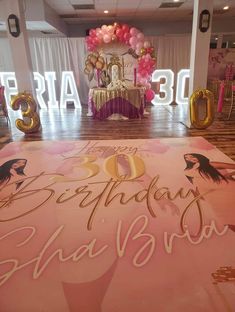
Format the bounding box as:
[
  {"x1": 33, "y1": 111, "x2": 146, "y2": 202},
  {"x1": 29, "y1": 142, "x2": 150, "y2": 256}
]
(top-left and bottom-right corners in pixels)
[{"x1": 0, "y1": 137, "x2": 235, "y2": 311}]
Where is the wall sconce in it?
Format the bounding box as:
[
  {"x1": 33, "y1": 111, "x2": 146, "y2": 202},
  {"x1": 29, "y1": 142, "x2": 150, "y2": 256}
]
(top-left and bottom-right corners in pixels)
[
  {"x1": 199, "y1": 9, "x2": 211, "y2": 33},
  {"x1": 7, "y1": 14, "x2": 20, "y2": 37}
]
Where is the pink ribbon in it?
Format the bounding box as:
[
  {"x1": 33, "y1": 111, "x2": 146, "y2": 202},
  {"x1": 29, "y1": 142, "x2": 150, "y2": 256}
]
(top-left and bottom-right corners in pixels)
[{"x1": 217, "y1": 81, "x2": 225, "y2": 113}]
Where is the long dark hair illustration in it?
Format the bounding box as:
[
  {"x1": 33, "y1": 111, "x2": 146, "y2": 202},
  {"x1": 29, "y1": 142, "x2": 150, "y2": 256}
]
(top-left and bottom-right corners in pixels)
[
  {"x1": 184, "y1": 153, "x2": 227, "y2": 184},
  {"x1": 0, "y1": 159, "x2": 27, "y2": 190}
]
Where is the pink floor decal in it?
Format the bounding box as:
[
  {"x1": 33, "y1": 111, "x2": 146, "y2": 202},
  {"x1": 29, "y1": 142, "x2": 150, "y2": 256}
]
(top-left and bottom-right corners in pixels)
[{"x1": 0, "y1": 137, "x2": 235, "y2": 311}]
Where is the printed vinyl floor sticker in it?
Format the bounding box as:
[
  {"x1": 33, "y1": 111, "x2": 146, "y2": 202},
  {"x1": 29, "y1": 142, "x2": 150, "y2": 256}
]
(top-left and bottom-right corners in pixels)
[{"x1": 0, "y1": 137, "x2": 235, "y2": 311}]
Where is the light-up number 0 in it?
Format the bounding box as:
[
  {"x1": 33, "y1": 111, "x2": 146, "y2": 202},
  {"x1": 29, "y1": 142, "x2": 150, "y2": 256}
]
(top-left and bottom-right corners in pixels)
[{"x1": 151, "y1": 69, "x2": 190, "y2": 105}]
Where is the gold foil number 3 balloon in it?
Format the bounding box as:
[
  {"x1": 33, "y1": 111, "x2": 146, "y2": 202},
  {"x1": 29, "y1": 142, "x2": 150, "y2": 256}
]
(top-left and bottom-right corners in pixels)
[{"x1": 11, "y1": 92, "x2": 41, "y2": 134}]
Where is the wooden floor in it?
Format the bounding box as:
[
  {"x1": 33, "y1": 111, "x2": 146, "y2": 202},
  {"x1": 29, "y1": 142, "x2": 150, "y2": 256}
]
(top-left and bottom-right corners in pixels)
[{"x1": 1, "y1": 102, "x2": 235, "y2": 161}]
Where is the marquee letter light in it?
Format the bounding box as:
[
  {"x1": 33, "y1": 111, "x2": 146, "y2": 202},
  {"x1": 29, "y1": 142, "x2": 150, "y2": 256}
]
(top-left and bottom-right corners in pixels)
[
  {"x1": 33, "y1": 72, "x2": 47, "y2": 109},
  {"x1": 176, "y1": 69, "x2": 190, "y2": 105},
  {"x1": 45, "y1": 71, "x2": 58, "y2": 109},
  {"x1": 151, "y1": 69, "x2": 174, "y2": 105},
  {"x1": 60, "y1": 71, "x2": 81, "y2": 109},
  {"x1": 0, "y1": 72, "x2": 18, "y2": 107},
  {"x1": 11, "y1": 92, "x2": 41, "y2": 134},
  {"x1": 190, "y1": 89, "x2": 214, "y2": 129}
]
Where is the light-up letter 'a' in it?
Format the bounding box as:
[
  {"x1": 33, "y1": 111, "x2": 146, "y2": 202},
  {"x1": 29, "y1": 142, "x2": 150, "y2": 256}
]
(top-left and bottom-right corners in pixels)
[
  {"x1": 60, "y1": 71, "x2": 81, "y2": 109},
  {"x1": 151, "y1": 69, "x2": 174, "y2": 105}
]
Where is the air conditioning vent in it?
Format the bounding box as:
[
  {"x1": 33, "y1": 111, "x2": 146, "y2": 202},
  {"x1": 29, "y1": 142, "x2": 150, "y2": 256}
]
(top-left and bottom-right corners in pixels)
[
  {"x1": 159, "y1": 2, "x2": 184, "y2": 8},
  {"x1": 213, "y1": 9, "x2": 227, "y2": 15},
  {"x1": 60, "y1": 14, "x2": 78, "y2": 18},
  {"x1": 72, "y1": 4, "x2": 95, "y2": 10}
]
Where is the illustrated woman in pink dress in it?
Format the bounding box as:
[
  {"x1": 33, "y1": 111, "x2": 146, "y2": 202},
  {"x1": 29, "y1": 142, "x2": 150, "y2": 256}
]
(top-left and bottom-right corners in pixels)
[{"x1": 184, "y1": 153, "x2": 235, "y2": 228}]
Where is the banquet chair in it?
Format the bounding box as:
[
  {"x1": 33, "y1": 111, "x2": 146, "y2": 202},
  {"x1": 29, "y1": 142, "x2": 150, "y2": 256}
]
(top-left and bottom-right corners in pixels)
[{"x1": 227, "y1": 82, "x2": 235, "y2": 120}]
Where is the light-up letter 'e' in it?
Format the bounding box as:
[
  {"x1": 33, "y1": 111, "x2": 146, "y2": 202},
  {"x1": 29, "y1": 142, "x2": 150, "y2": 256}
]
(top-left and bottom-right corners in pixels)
[
  {"x1": 176, "y1": 69, "x2": 190, "y2": 105},
  {"x1": 60, "y1": 71, "x2": 81, "y2": 109},
  {"x1": 151, "y1": 69, "x2": 174, "y2": 105},
  {"x1": 0, "y1": 72, "x2": 18, "y2": 107}
]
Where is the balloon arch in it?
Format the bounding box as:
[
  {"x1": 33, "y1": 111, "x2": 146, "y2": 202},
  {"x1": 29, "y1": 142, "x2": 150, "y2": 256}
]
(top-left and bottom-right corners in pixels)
[{"x1": 84, "y1": 22, "x2": 156, "y2": 101}]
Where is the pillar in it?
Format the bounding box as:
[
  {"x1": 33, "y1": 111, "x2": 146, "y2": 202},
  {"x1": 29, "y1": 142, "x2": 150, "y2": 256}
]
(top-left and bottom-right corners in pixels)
[
  {"x1": 186, "y1": 0, "x2": 213, "y2": 127},
  {"x1": 3, "y1": 0, "x2": 35, "y2": 95}
]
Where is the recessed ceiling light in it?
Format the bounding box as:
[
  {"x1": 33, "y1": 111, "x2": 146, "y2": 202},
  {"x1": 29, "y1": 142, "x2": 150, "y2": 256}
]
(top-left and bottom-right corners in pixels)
[
  {"x1": 233, "y1": 42, "x2": 235, "y2": 44},
  {"x1": 223, "y1": 5, "x2": 229, "y2": 10},
  {"x1": 104, "y1": 10, "x2": 109, "y2": 14},
  {"x1": 173, "y1": 0, "x2": 180, "y2": 2},
  {"x1": 215, "y1": 37, "x2": 218, "y2": 40}
]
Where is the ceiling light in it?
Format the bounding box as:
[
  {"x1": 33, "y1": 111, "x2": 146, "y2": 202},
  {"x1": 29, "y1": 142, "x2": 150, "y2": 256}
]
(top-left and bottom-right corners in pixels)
[
  {"x1": 173, "y1": 0, "x2": 180, "y2": 2},
  {"x1": 104, "y1": 10, "x2": 109, "y2": 14},
  {"x1": 233, "y1": 42, "x2": 235, "y2": 45},
  {"x1": 223, "y1": 5, "x2": 229, "y2": 10},
  {"x1": 215, "y1": 37, "x2": 218, "y2": 40}
]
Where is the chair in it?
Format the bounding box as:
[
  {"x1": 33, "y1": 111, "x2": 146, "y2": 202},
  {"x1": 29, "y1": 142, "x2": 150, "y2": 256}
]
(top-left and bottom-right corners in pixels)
[
  {"x1": 227, "y1": 83, "x2": 235, "y2": 120},
  {"x1": 107, "y1": 55, "x2": 123, "y2": 82}
]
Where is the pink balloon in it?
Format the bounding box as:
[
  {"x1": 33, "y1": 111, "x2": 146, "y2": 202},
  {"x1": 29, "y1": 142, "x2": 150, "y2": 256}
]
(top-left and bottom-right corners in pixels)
[
  {"x1": 136, "y1": 41, "x2": 143, "y2": 50},
  {"x1": 137, "y1": 33, "x2": 144, "y2": 41},
  {"x1": 96, "y1": 27, "x2": 101, "y2": 34},
  {"x1": 129, "y1": 36, "x2": 138, "y2": 46},
  {"x1": 130, "y1": 27, "x2": 138, "y2": 36},
  {"x1": 146, "y1": 83, "x2": 151, "y2": 89},
  {"x1": 145, "y1": 89, "x2": 155, "y2": 101},
  {"x1": 116, "y1": 28, "x2": 123, "y2": 38},
  {"x1": 107, "y1": 25, "x2": 114, "y2": 34},
  {"x1": 103, "y1": 33, "x2": 111, "y2": 43},
  {"x1": 124, "y1": 32, "x2": 131, "y2": 41},
  {"x1": 144, "y1": 41, "x2": 151, "y2": 48},
  {"x1": 89, "y1": 29, "x2": 96, "y2": 37},
  {"x1": 122, "y1": 24, "x2": 130, "y2": 32},
  {"x1": 101, "y1": 24, "x2": 107, "y2": 31}
]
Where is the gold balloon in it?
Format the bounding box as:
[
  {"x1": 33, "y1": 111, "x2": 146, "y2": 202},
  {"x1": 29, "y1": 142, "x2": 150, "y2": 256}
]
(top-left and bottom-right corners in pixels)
[
  {"x1": 140, "y1": 48, "x2": 146, "y2": 56},
  {"x1": 86, "y1": 63, "x2": 94, "y2": 71},
  {"x1": 95, "y1": 61, "x2": 103, "y2": 69},
  {"x1": 190, "y1": 89, "x2": 214, "y2": 129},
  {"x1": 11, "y1": 92, "x2": 41, "y2": 134},
  {"x1": 98, "y1": 56, "x2": 104, "y2": 64},
  {"x1": 90, "y1": 56, "x2": 97, "y2": 66}
]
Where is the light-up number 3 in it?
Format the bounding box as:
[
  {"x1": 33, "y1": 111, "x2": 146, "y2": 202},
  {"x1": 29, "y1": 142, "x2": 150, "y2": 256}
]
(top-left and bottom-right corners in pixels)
[{"x1": 151, "y1": 69, "x2": 190, "y2": 105}]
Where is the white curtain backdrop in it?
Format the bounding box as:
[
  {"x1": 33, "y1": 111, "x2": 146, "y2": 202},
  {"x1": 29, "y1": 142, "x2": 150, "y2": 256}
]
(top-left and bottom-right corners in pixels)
[{"x1": 0, "y1": 35, "x2": 191, "y2": 105}]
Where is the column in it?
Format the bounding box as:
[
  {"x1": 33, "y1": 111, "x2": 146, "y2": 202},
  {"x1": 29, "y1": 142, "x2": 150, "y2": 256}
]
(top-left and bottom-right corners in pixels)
[
  {"x1": 3, "y1": 0, "x2": 35, "y2": 95},
  {"x1": 186, "y1": 0, "x2": 213, "y2": 127}
]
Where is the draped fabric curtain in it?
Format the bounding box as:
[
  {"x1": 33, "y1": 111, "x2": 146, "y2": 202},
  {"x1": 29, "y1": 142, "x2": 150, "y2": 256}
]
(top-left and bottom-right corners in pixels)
[{"x1": 0, "y1": 35, "x2": 191, "y2": 105}]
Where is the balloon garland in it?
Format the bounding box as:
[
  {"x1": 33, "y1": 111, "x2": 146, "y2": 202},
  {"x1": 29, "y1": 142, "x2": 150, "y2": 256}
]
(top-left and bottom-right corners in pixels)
[
  {"x1": 11, "y1": 92, "x2": 41, "y2": 134},
  {"x1": 190, "y1": 89, "x2": 214, "y2": 129},
  {"x1": 84, "y1": 22, "x2": 156, "y2": 97}
]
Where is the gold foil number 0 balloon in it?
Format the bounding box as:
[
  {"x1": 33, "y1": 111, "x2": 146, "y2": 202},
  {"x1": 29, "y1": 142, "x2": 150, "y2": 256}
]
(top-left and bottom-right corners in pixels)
[
  {"x1": 11, "y1": 92, "x2": 41, "y2": 133},
  {"x1": 190, "y1": 89, "x2": 214, "y2": 129}
]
